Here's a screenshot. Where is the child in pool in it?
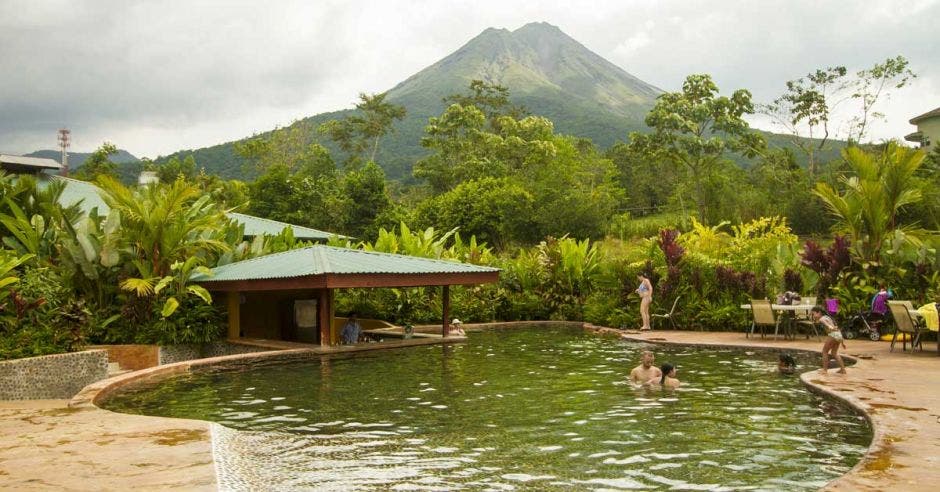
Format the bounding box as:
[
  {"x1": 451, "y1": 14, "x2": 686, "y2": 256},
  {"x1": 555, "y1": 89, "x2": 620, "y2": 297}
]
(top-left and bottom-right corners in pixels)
[{"x1": 778, "y1": 353, "x2": 797, "y2": 375}]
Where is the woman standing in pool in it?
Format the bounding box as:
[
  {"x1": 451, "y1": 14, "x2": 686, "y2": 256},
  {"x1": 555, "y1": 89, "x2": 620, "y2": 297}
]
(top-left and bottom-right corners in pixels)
[
  {"x1": 658, "y1": 363, "x2": 680, "y2": 388},
  {"x1": 636, "y1": 274, "x2": 653, "y2": 330},
  {"x1": 812, "y1": 306, "x2": 846, "y2": 374}
]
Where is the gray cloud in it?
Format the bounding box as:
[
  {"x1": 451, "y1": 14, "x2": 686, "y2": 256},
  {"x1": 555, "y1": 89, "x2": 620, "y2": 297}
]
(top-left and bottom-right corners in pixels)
[{"x1": 1, "y1": 0, "x2": 937, "y2": 157}]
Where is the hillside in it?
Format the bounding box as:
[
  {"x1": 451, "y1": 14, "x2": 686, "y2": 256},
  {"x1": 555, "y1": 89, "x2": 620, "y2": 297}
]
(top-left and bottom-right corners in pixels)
[
  {"x1": 26, "y1": 149, "x2": 142, "y2": 182},
  {"x1": 157, "y1": 22, "x2": 663, "y2": 181}
]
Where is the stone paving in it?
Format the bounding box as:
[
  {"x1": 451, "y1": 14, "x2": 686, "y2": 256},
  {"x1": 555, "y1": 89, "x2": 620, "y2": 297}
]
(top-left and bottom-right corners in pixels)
[{"x1": 1, "y1": 328, "x2": 938, "y2": 490}]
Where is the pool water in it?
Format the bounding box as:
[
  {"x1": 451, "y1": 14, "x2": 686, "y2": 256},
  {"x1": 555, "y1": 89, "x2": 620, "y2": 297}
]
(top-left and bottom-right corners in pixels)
[{"x1": 104, "y1": 326, "x2": 871, "y2": 490}]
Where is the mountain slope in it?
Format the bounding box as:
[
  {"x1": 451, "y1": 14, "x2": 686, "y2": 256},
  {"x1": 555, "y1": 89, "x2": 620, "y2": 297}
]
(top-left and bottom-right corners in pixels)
[
  {"x1": 157, "y1": 22, "x2": 663, "y2": 181},
  {"x1": 26, "y1": 149, "x2": 142, "y2": 182}
]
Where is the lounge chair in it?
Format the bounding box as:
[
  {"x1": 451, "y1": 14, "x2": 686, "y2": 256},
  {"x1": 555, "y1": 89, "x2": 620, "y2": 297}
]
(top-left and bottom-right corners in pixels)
[{"x1": 888, "y1": 300, "x2": 923, "y2": 352}]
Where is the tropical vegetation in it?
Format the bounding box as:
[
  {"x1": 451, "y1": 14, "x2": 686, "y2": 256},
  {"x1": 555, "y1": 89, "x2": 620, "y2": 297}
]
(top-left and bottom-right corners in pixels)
[{"x1": 2, "y1": 55, "x2": 937, "y2": 360}]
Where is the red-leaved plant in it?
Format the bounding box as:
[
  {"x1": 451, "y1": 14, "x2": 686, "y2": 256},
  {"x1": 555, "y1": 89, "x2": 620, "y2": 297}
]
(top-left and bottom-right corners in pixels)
[{"x1": 800, "y1": 235, "x2": 852, "y2": 298}]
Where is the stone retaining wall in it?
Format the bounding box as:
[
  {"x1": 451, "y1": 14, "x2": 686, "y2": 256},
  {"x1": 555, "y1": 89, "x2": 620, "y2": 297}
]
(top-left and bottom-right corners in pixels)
[
  {"x1": 158, "y1": 341, "x2": 270, "y2": 365},
  {"x1": 0, "y1": 350, "x2": 108, "y2": 400},
  {"x1": 88, "y1": 344, "x2": 159, "y2": 371}
]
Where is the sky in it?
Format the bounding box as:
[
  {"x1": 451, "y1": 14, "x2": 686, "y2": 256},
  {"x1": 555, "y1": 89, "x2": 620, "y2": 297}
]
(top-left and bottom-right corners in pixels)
[{"x1": 1, "y1": 0, "x2": 937, "y2": 158}]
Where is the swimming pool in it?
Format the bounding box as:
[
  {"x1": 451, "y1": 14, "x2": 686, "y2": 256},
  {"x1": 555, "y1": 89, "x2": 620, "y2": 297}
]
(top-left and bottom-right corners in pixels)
[{"x1": 103, "y1": 326, "x2": 871, "y2": 490}]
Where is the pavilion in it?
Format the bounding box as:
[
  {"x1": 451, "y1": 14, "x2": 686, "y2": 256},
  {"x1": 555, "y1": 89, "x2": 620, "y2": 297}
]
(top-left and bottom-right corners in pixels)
[{"x1": 191, "y1": 245, "x2": 500, "y2": 346}]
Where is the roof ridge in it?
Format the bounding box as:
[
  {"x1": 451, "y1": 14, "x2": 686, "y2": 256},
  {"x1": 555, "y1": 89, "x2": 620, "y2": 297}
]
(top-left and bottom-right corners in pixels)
[
  {"x1": 225, "y1": 211, "x2": 334, "y2": 235},
  {"x1": 213, "y1": 245, "x2": 317, "y2": 270},
  {"x1": 321, "y1": 244, "x2": 499, "y2": 270},
  {"x1": 312, "y1": 244, "x2": 330, "y2": 274}
]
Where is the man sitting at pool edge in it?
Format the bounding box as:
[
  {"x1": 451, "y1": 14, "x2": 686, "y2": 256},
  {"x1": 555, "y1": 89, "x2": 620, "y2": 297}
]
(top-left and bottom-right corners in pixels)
[{"x1": 630, "y1": 350, "x2": 662, "y2": 386}]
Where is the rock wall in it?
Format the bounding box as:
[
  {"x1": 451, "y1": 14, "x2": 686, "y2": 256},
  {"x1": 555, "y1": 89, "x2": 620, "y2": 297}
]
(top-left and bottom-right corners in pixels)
[
  {"x1": 0, "y1": 350, "x2": 109, "y2": 400},
  {"x1": 158, "y1": 342, "x2": 270, "y2": 365}
]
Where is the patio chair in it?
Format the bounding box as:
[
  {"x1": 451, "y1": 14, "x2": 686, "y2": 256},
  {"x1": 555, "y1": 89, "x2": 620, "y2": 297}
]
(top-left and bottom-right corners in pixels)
[
  {"x1": 888, "y1": 301, "x2": 923, "y2": 352},
  {"x1": 748, "y1": 299, "x2": 778, "y2": 339},
  {"x1": 651, "y1": 296, "x2": 681, "y2": 330},
  {"x1": 898, "y1": 300, "x2": 927, "y2": 330},
  {"x1": 792, "y1": 296, "x2": 820, "y2": 338}
]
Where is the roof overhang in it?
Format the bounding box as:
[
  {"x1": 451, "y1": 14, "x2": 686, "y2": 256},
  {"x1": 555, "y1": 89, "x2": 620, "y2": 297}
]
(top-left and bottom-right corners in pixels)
[
  {"x1": 909, "y1": 106, "x2": 940, "y2": 125},
  {"x1": 904, "y1": 131, "x2": 924, "y2": 143},
  {"x1": 199, "y1": 271, "x2": 500, "y2": 292},
  {"x1": 0, "y1": 154, "x2": 62, "y2": 172},
  {"x1": 194, "y1": 245, "x2": 501, "y2": 292}
]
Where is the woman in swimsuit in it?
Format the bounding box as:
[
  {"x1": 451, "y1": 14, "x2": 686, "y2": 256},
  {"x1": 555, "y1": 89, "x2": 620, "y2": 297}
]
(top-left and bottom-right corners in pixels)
[
  {"x1": 811, "y1": 306, "x2": 846, "y2": 374},
  {"x1": 657, "y1": 362, "x2": 680, "y2": 388},
  {"x1": 636, "y1": 274, "x2": 653, "y2": 331}
]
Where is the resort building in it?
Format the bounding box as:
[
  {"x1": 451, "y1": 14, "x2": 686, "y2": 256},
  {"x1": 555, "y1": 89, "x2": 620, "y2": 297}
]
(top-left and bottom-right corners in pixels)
[
  {"x1": 0, "y1": 154, "x2": 62, "y2": 174},
  {"x1": 192, "y1": 246, "x2": 500, "y2": 346},
  {"x1": 0, "y1": 156, "x2": 498, "y2": 346},
  {"x1": 905, "y1": 105, "x2": 940, "y2": 149}
]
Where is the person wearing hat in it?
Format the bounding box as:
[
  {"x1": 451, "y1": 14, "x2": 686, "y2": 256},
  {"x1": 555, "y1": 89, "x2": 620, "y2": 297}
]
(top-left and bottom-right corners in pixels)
[{"x1": 448, "y1": 318, "x2": 466, "y2": 336}]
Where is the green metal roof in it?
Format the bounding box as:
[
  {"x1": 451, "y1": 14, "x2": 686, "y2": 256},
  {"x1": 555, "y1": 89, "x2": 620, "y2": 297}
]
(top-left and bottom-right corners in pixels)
[
  {"x1": 193, "y1": 245, "x2": 499, "y2": 282},
  {"x1": 1, "y1": 154, "x2": 62, "y2": 171},
  {"x1": 226, "y1": 212, "x2": 345, "y2": 241},
  {"x1": 36, "y1": 177, "x2": 344, "y2": 241},
  {"x1": 50, "y1": 176, "x2": 111, "y2": 215}
]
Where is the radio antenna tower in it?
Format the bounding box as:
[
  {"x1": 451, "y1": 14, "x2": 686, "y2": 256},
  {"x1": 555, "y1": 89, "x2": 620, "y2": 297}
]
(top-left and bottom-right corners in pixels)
[{"x1": 58, "y1": 128, "x2": 71, "y2": 176}]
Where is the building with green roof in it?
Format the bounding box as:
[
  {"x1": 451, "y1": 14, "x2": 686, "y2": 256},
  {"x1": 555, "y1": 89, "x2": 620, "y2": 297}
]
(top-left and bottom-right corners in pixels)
[
  {"x1": 193, "y1": 245, "x2": 500, "y2": 346},
  {"x1": 226, "y1": 212, "x2": 346, "y2": 242}
]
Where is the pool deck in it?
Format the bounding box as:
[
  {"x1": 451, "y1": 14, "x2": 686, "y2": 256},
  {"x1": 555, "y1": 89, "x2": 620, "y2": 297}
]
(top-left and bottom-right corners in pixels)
[{"x1": 1, "y1": 327, "x2": 938, "y2": 490}]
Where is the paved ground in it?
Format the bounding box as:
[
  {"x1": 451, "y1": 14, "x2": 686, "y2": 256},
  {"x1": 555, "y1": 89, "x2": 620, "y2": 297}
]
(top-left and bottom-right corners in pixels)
[
  {"x1": 1, "y1": 328, "x2": 937, "y2": 490},
  {"x1": 0, "y1": 400, "x2": 215, "y2": 491}
]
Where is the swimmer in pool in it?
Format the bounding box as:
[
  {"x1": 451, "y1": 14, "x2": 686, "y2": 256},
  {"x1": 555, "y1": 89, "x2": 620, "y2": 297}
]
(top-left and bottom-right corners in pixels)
[
  {"x1": 656, "y1": 362, "x2": 680, "y2": 388},
  {"x1": 630, "y1": 350, "x2": 662, "y2": 386}
]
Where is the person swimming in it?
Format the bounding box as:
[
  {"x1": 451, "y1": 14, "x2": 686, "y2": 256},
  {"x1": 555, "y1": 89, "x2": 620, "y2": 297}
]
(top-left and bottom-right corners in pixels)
[
  {"x1": 778, "y1": 353, "x2": 797, "y2": 375},
  {"x1": 630, "y1": 350, "x2": 662, "y2": 386},
  {"x1": 658, "y1": 362, "x2": 680, "y2": 388}
]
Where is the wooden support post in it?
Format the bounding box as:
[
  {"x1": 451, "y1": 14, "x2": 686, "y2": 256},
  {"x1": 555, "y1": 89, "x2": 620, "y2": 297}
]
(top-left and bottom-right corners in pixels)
[
  {"x1": 226, "y1": 291, "x2": 241, "y2": 340},
  {"x1": 442, "y1": 285, "x2": 450, "y2": 338},
  {"x1": 318, "y1": 288, "x2": 334, "y2": 347}
]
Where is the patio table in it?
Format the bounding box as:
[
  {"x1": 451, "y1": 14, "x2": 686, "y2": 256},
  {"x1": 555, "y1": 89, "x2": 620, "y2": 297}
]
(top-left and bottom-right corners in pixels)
[{"x1": 740, "y1": 303, "x2": 816, "y2": 339}]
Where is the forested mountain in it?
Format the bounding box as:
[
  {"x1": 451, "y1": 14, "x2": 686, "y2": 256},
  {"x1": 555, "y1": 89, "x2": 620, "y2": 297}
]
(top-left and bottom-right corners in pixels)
[
  {"x1": 26, "y1": 148, "x2": 142, "y2": 182},
  {"x1": 156, "y1": 22, "x2": 664, "y2": 181},
  {"x1": 25, "y1": 148, "x2": 138, "y2": 166}
]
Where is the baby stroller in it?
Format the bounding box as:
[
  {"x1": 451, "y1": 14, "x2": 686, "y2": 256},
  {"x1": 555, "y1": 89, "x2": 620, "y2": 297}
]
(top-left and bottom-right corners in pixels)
[{"x1": 843, "y1": 309, "x2": 885, "y2": 341}]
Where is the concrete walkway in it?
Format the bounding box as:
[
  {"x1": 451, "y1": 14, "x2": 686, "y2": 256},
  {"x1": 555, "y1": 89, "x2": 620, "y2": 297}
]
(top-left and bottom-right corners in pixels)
[
  {"x1": 0, "y1": 399, "x2": 215, "y2": 490},
  {"x1": 610, "y1": 329, "x2": 940, "y2": 492},
  {"x1": 1, "y1": 328, "x2": 938, "y2": 490}
]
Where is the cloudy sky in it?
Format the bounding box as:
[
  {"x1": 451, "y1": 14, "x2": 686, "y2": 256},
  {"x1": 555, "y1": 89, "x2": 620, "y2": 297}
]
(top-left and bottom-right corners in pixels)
[{"x1": 1, "y1": 0, "x2": 937, "y2": 158}]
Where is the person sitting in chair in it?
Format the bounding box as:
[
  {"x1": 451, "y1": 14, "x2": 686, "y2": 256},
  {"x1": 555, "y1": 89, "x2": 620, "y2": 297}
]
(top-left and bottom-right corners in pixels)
[
  {"x1": 448, "y1": 318, "x2": 466, "y2": 336},
  {"x1": 341, "y1": 312, "x2": 362, "y2": 344}
]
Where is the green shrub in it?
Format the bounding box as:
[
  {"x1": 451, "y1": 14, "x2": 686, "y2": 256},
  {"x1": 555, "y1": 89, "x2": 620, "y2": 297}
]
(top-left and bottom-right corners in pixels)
[{"x1": 0, "y1": 266, "x2": 89, "y2": 360}]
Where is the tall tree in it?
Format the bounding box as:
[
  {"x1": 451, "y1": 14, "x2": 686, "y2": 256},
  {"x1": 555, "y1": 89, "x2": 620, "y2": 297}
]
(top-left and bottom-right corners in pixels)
[
  {"x1": 764, "y1": 55, "x2": 915, "y2": 176},
  {"x1": 628, "y1": 74, "x2": 765, "y2": 223},
  {"x1": 319, "y1": 92, "x2": 406, "y2": 167},
  {"x1": 846, "y1": 56, "x2": 916, "y2": 144},
  {"x1": 74, "y1": 142, "x2": 119, "y2": 181},
  {"x1": 763, "y1": 66, "x2": 847, "y2": 177},
  {"x1": 235, "y1": 120, "x2": 334, "y2": 174},
  {"x1": 443, "y1": 79, "x2": 527, "y2": 130}
]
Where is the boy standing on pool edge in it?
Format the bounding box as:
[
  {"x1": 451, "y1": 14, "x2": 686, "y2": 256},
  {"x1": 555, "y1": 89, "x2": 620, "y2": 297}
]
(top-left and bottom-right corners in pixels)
[{"x1": 811, "y1": 306, "x2": 847, "y2": 374}]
